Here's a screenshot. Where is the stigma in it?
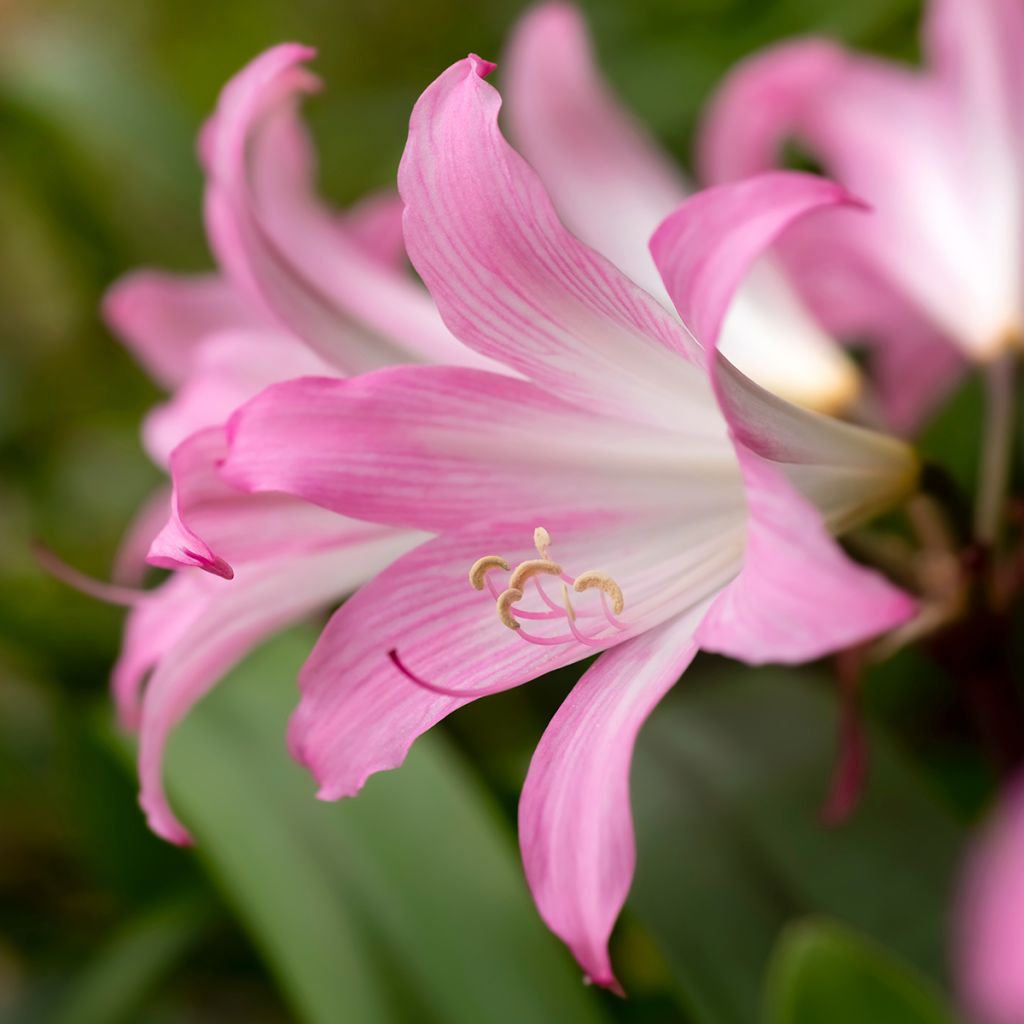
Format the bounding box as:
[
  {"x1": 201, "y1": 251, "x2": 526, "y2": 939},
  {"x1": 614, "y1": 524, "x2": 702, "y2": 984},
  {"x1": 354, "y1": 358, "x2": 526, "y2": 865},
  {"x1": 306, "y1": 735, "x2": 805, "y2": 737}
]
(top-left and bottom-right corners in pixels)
[{"x1": 468, "y1": 527, "x2": 626, "y2": 647}]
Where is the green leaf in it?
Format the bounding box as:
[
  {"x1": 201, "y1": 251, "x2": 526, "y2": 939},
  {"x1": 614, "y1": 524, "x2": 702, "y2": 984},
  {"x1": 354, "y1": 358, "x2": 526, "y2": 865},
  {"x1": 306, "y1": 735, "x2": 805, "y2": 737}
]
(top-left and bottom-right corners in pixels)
[
  {"x1": 763, "y1": 918, "x2": 958, "y2": 1024},
  {"x1": 629, "y1": 666, "x2": 964, "y2": 1024},
  {"x1": 52, "y1": 894, "x2": 212, "y2": 1024},
  {"x1": 105, "y1": 630, "x2": 609, "y2": 1024}
]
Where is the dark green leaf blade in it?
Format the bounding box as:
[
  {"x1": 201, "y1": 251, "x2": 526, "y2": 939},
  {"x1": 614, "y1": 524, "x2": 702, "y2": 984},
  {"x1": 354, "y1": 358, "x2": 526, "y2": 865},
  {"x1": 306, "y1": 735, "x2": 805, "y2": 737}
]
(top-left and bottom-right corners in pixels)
[
  {"x1": 630, "y1": 666, "x2": 964, "y2": 1024},
  {"x1": 763, "y1": 918, "x2": 958, "y2": 1024},
  {"x1": 107, "y1": 629, "x2": 610, "y2": 1024}
]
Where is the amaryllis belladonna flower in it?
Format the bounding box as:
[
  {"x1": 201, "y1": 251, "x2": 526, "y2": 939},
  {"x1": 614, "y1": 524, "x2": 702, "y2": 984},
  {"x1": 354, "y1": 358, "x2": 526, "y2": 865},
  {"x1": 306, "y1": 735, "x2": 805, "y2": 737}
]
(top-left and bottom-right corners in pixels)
[
  {"x1": 204, "y1": 55, "x2": 918, "y2": 988},
  {"x1": 101, "y1": 43, "x2": 509, "y2": 844},
  {"x1": 956, "y1": 775, "x2": 1024, "y2": 1024},
  {"x1": 700, "y1": 0, "x2": 1024, "y2": 432}
]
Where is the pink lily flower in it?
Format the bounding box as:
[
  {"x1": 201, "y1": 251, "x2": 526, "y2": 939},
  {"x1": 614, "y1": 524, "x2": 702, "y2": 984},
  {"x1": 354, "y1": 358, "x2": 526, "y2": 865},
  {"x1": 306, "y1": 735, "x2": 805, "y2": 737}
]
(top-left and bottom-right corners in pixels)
[
  {"x1": 956, "y1": 776, "x2": 1024, "y2": 1024},
  {"x1": 502, "y1": 2, "x2": 862, "y2": 418},
  {"x1": 700, "y1": 0, "x2": 1024, "y2": 429},
  {"x1": 210, "y1": 55, "x2": 918, "y2": 988},
  {"x1": 102, "y1": 43, "x2": 499, "y2": 844}
]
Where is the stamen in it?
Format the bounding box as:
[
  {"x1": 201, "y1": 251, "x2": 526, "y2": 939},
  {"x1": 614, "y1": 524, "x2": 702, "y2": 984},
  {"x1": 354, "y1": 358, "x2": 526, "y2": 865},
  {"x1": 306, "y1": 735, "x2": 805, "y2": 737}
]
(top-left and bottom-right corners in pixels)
[
  {"x1": 496, "y1": 587, "x2": 524, "y2": 630},
  {"x1": 467, "y1": 527, "x2": 626, "y2": 647},
  {"x1": 508, "y1": 559, "x2": 563, "y2": 591},
  {"x1": 561, "y1": 583, "x2": 576, "y2": 622},
  {"x1": 33, "y1": 540, "x2": 143, "y2": 607},
  {"x1": 574, "y1": 571, "x2": 625, "y2": 615},
  {"x1": 469, "y1": 555, "x2": 509, "y2": 591}
]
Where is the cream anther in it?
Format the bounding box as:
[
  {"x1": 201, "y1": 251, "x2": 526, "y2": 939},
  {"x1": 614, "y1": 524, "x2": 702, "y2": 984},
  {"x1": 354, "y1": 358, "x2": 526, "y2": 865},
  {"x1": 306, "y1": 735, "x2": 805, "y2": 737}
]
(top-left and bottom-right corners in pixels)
[
  {"x1": 496, "y1": 588, "x2": 524, "y2": 630},
  {"x1": 573, "y1": 571, "x2": 625, "y2": 614},
  {"x1": 469, "y1": 555, "x2": 510, "y2": 591},
  {"x1": 508, "y1": 559, "x2": 563, "y2": 591},
  {"x1": 466, "y1": 527, "x2": 625, "y2": 645},
  {"x1": 533, "y1": 527, "x2": 552, "y2": 560}
]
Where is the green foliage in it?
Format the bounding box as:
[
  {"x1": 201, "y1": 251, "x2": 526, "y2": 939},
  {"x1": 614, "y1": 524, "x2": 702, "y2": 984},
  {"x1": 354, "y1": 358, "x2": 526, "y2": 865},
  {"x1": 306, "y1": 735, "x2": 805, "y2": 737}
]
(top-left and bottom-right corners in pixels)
[
  {"x1": 629, "y1": 666, "x2": 963, "y2": 1023},
  {"x1": 106, "y1": 630, "x2": 610, "y2": 1024},
  {"x1": 762, "y1": 918, "x2": 957, "y2": 1024}
]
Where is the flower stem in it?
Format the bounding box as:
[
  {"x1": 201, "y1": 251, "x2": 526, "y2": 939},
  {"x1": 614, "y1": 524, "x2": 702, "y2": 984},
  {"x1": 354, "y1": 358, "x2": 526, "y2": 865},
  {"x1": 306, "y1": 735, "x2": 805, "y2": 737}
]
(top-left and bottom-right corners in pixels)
[{"x1": 974, "y1": 350, "x2": 1018, "y2": 547}]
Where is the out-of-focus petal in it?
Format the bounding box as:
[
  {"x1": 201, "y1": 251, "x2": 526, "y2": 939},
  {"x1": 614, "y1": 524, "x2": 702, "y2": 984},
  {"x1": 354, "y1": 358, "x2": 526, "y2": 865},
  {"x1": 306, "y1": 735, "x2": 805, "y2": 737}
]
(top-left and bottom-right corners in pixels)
[
  {"x1": 222, "y1": 366, "x2": 732, "y2": 532},
  {"x1": 399, "y1": 56, "x2": 710, "y2": 431},
  {"x1": 112, "y1": 570, "x2": 212, "y2": 730},
  {"x1": 341, "y1": 189, "x2": 407, "y2": 269},
  {"x1": 138, "y1": 532, "x2": 417, "y2": 845},
  {"x1": 290, "y1": 512, "x2": 739, "y2": 801},
  {"x1": 141, "y1": 328, "x2": 334, "y2": 466},
  {"x1": 519, "y1": 604, "x2": 706, "y2": 991},
  {"x1": 149, "y1": 426, "x2": 376, "y2": 578},
  {"x1": 775, "y1": 210, "x2": 966, "y2": 432},
  {"x1": 203, "y1": 44, "x2": 483, "y2": 372},
  {"x1": 924, "y1": 0, "x2": 1024, "y2": 330},
  {"x1": 957, "y1": 775, "x2": 1024, "y2": 1024},
  {"x1": 504, "y1": 2, "x2": 685, "y2": 300},
  {"x1": 103, "y1": 270, "x2": 267, "y2": 389},
  {"x1": 112, "y1": 487, "x2": 171, "y2": 586}
]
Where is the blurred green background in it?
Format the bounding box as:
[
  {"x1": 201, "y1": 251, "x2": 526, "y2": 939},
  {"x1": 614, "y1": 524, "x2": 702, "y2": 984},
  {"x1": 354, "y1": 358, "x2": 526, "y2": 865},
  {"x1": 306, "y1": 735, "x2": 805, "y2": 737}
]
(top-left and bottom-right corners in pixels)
[{"x1": 0, "y1": 0, "x2": 992, "y2": 1020}]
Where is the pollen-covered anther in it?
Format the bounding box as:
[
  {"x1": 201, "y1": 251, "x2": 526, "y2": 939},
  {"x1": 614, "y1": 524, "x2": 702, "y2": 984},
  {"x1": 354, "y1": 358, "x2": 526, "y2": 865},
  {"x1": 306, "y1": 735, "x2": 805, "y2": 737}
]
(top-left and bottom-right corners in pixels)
[
  {"x1": 496, "y1": 588, "x2": 525, "y2": 630},
  {"x1": 533, "y1": 526, "x2": 552, "y2": 560},
  {"x1": 573, "y1": 571, "x2": 625, "y2": 615},
  {"x1": 468, "y1": 555, "x2": 510, "y2": 591},
  {"x1": 507, "y1": 559, "x2": 563, "y2": 591}
]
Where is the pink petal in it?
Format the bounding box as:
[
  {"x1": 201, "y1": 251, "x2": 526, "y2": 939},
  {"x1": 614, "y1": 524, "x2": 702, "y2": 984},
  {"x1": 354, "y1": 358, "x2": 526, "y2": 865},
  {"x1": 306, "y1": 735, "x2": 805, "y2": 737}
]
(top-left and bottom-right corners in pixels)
[
  {"x1": 957, "y1": 774, "x2": 1024, "y2": 1024},
  {"x1": 650, "y1": 171, "x2": 861, "y2": 348},
  {"x1": 504, "y1": 2, "x2": 686, "y2": 299},
  {"x1": 202, "y1": 44, "x2": 482, "y2": 373},
  {"x1": 149, "y1": 426, "x2": 375, "y2": 578},
  {"x1": 112, "y1": 570, "x2": 213, "y2": 730},
  {"x1": 651, "y1": 174, "x2": 916, "y2": 661},
  {"x1": 519, "y1": 605, "x2": 706, "y2": 991},
  {"x1": 398, "y1": 55, "x2": 707, "y2": 430},
  {"x1": 137, "y1": 532, "x2": 416, "y2": 844},
  {"x1": 693, "y1": 454, "x2": 914, "y2": 662},
  {"x1": 141, "y1": 327, "x2": 335, "y2": 466},
  {"x1": 289, "y1": 512, "x2": 723, "y2": 802},
  {"x1": 103, "y1": 270, "x2": 267, "y2": 389},
  {"x1": 222, "y1": 366, "x2": 705, "y2": 532}
]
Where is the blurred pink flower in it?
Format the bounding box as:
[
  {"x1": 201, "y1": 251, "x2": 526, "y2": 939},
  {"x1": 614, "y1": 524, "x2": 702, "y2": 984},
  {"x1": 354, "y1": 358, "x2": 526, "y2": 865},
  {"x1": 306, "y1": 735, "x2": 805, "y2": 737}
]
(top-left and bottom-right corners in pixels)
[
  {"x1": 957, "y1": 776, "x2": 1024, "y2": 1024},
  {"x1": 103, "y1": 43, "x2": 498, "y2": 844},
  {"x1": 211, "y1": 55, "x2": 917, "y2": 988},
  {"x1": 700, "y1": 0, "x2": 1024, "y2": 428}
]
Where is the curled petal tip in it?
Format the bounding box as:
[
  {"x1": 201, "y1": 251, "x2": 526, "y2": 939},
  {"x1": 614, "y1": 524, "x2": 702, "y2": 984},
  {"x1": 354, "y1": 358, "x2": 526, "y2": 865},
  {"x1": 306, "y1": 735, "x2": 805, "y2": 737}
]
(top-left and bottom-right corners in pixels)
[
  {"x1": 186, "y1": 548, "x2": 235, "y2": 580},
  {"x1": 144, "y1": 808, "x2": 194, "y2": 847},
  {"x1": 583, "y1": 972, "x2": 625, "y2": 997},
  {"x1": 468, "y1": 53, "x2": 497, "y2": 78}
]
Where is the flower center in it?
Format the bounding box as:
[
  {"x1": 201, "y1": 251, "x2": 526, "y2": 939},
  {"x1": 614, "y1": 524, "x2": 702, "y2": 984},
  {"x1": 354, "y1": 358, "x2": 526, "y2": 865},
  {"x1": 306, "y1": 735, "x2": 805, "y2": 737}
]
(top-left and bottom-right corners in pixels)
[{"x1": 468, "y1": 527, "x2": 626, "y2": 647}]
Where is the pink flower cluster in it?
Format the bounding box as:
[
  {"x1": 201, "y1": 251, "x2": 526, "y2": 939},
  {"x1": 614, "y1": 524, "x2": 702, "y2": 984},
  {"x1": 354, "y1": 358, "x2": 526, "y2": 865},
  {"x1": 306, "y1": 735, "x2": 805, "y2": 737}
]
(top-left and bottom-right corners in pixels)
[{"x1": 98, "y1": 0, "x2": 1023, "y2": 1011}]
